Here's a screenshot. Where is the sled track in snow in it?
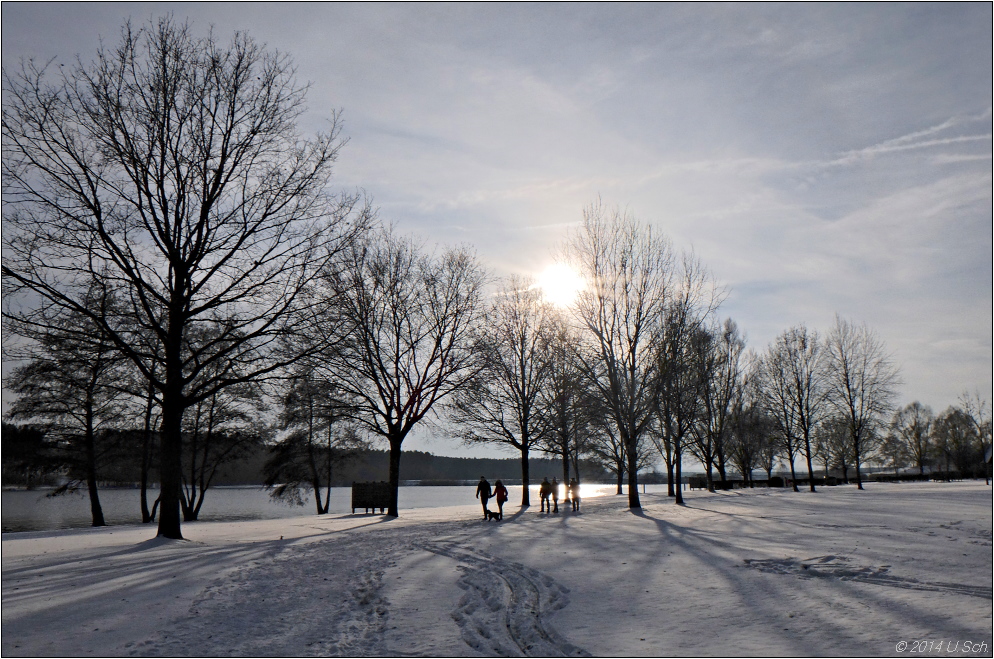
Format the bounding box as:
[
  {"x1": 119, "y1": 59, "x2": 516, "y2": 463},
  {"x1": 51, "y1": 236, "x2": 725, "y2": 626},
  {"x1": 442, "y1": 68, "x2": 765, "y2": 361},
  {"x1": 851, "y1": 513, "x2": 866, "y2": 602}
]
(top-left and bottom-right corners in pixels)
[
  {"x1": 420, "y1": 542, "x2": 590, "y2": 657},
  {"x1": 743, "y1": 555, "x2": 993, "y2": 599}
]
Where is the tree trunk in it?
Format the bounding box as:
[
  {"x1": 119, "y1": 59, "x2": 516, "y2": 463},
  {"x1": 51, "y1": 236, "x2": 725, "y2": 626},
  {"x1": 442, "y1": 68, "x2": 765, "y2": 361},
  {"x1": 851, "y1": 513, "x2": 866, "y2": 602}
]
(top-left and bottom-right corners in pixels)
[
  {"x1": 674, "y1": 448, "x2": 684, "y2": 505},
  {"x1": 715, "y1": 437, "x2": 728, "y2": 489},
  {"x1": 625, "y1": 432, "x2": 641, "y2": 508},
  {"x1": 804, "y1": 435, "x2": 817, "y2": 493},
  {"x1": 788, "y1": 454, "x2": 800, "y2": 492},
  {"x1": 83, "y1": 404, "x2": 106, "y2": 527},
  {"x1": 854, "y1": 437, "x2": 864, "y2": 490},
  {"x1": 307, "y1": 408, "x2": 324, "y2": 514},
  {"x1": 322, "y1": 426, "x2": 333, "y2": 514},
  {"x1": 387, "y1": 435, "x2": 403, "y2": 517},
  {"x1": 140, "y1": 389, "x2": 155, "y2": 523},
  {"x1": 519, "y1": 445, "x2": 531, "y2": 506},
  {"x1": 561, "y1": 446, "x2": 571, "y2": 503},
  {"x1": 157, "y1": 386, "x2": 185, "y2": 539},
  {"x1": 666, "y1": 459, "x2": 675, "y2": 497}
]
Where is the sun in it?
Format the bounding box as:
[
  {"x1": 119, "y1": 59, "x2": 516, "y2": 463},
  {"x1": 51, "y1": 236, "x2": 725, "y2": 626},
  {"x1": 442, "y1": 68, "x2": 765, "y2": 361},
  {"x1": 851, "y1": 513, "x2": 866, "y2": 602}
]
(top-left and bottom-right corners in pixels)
[{"x1": 535, "y1": 263, "x2": 585, "y2": 307}]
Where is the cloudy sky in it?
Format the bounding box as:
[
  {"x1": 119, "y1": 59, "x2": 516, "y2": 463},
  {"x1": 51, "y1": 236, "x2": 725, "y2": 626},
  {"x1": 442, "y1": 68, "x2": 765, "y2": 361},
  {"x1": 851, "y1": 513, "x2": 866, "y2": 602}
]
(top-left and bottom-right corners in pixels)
[{"x1": 3, "y1": 3, "x2": 991, "y2": 458}]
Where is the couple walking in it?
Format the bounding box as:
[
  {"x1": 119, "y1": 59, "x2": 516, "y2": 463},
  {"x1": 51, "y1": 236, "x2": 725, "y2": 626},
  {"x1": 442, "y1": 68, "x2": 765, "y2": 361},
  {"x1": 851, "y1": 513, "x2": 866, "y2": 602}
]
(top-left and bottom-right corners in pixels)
[{"x1": 476, "y1": 476, "x2": 508, "y2": 520}]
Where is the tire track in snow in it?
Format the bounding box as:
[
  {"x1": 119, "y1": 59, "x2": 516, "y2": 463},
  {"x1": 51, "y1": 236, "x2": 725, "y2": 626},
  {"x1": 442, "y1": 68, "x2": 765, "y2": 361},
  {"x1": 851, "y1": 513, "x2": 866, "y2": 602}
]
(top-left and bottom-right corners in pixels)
[
  {"x1": 743, "y1": 555, "x2": 993, "y2": 599},
  {"x1": 420, "y1": 542, "x2": 590, "y2": 657}
]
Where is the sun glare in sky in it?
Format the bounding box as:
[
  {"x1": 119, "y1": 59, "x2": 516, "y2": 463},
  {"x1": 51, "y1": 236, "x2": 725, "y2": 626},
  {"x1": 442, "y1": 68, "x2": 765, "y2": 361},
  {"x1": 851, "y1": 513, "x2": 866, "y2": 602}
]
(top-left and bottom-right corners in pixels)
[{"x1": 536, "y1": 263, "x2": 585, "y2": 307}]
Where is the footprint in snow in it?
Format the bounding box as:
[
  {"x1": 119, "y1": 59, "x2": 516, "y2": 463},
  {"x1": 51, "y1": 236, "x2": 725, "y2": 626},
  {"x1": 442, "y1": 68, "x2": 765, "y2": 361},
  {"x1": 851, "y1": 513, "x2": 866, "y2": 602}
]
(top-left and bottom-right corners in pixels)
[{"x1": 420, "y1": 542, "x2": 590, "y2": 658}]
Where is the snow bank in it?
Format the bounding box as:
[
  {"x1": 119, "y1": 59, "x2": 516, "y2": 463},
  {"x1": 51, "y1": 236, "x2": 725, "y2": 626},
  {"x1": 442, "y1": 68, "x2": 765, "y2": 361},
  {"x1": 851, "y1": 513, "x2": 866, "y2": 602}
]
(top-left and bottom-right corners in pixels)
[{"x1": 2, "y1": 482, "x2": 991, "y2": 657}]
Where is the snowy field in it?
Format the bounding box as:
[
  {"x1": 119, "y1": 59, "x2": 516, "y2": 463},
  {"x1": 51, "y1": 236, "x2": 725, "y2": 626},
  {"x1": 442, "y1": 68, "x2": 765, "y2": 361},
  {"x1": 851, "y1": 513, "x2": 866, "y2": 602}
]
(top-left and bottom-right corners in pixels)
[{"x1": 2, "y1": 481, "x2": 991, "y2": 657}]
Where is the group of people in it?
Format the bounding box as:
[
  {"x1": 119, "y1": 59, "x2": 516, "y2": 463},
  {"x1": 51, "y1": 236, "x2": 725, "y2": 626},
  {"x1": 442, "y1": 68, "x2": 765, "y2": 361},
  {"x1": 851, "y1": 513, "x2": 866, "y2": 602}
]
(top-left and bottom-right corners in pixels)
[
  {"x1": 475, "y1": 475, "x2": 580, "y2": 520},
  {"x1": 539, "y1": 476, "x2": 580, "y2": 513}
]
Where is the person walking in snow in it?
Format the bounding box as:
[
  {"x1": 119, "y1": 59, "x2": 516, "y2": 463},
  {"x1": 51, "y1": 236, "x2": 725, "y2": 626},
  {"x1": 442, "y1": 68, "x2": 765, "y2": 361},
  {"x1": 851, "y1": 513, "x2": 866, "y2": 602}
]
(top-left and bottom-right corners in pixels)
[
  {"x1": 551, "y1": 477, "x2": 560, "y2": 513},
  {"x1": 476, "y1": 476, "x2": 492, "y2": 519},
  {"x1": 569, "y1": 478, "x2": 580, "y2": 511},
  {"x1": 539, "y1": 477, "x2": 552, "y2": 512},
  {"x1": 493, "y1": 480, "x2": 509, "y2": 520}
]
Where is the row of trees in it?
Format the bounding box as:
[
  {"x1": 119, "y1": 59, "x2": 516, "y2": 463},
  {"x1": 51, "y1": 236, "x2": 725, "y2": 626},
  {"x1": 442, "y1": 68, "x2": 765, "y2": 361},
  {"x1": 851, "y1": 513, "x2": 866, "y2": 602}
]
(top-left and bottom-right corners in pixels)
[
  {"x1": 3, "y1": 18, "x2": 989, "y2": 540},
  {"x1": 884, "y1": 396, "x2": 991, "y2": 481},
  {"x1": 443, "y1": 201, "x2": 991, "y2": 506}
]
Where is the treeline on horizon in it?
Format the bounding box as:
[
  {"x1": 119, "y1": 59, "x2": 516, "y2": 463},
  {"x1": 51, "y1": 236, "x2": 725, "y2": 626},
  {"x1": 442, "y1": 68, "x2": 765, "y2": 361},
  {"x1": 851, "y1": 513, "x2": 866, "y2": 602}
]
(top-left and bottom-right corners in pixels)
[{"x1": 0, "y1": 425, "x2": 608, "y2": 489}]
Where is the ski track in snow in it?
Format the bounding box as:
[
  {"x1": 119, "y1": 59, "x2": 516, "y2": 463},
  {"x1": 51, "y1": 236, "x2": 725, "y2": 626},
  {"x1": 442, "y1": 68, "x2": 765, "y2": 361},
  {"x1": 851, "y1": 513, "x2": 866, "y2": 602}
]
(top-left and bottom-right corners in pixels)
[
  {"x1": 420, "y1": 541, "x2": 590, "y2": 658},
  {"x1": 742, "y1": 554, "x2": 993, "y2": 599}
]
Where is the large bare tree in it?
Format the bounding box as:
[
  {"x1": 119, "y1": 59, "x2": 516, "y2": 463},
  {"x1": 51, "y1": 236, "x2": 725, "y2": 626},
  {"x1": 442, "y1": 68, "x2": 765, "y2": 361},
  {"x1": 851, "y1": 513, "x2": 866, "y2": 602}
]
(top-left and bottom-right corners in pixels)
[
  {"x1": 561, "y1": 201, "x2": 676, "y2": 509},
  {"x1": 448, "y1": 276, "x2": 556, "y2": 507},
  {"x1": 823, "y1": 315, "x2": 900, "y2": 490},
  {"x1": 318, "y1": 228, "x2": 487, "y2": 516},
  {"x1": 2, "y1": 17, "x2": 369, "y2": 538}
]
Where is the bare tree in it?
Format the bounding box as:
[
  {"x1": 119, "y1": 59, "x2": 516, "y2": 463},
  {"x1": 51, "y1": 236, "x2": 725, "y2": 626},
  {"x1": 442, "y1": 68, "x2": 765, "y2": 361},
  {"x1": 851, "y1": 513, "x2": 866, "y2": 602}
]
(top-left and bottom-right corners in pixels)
[
  {"x1": 689, "y1": 318, "x2": 746, "y2": 491},
  {"x1": 180, "y1": 377, "x2": 266, "y2": 521},
  {"x1": 727, "y1": 365, "x2": 769, "y2": 487},
  {"x1": 755, "y1": 325, "x2": 827, "y2": 492},
  {"x1": 2, "y1": 18, "x2": 369, "y2": 538},
  {"x1": 823, "y1": 315, "x2": 901, "y2": 490},
  {"x1": 652, "y1": 253, "x2": 723, "y2": 501},
  {"x1": 814, "y1": 415, "x2": 856, "y2": 482},
  {"x1": 448, "y1": 276, "x2": 555, "y2": 507},
  {"x1": 4, "y1": 285, "x2": 132, "y2": 526},
  {"x1": 931, "y1": 407, "x2": 979, "y2": 478},
  {"x1": 318, "y1": 228, "x2": 487, "y2": 516},
  {"x1": 958, "y1": 391, "x2": 992, "y2": 484},
  {"x1": 265, "y1": 370, "x2": 368, "y2": 514},
  {"x1": 587, "y1": 408, "x2": 628, "y2": 494},
  {"x1": 890, "y1": 402, "x2": 934, "y2": 476},
  {"x1": 536, "y1": 317, "x2": 601, "y2": 497},
  {"x1": 878, "y1": 433, "x2": 911, "y2": 477},
  {"x1": 562, "y1": 201, "x2": 688, "y2": 509}
]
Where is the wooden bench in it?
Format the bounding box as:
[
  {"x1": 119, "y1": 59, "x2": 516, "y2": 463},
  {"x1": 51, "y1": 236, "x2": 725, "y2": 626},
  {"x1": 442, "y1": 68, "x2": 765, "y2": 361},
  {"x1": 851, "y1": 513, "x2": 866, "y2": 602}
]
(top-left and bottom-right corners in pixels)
[
  {"x1": 351, "y1": 481, "x2": 391, "y2": 514},
  {"x1": 688, "y1": 476, "x2": 707, "y2": 491}
]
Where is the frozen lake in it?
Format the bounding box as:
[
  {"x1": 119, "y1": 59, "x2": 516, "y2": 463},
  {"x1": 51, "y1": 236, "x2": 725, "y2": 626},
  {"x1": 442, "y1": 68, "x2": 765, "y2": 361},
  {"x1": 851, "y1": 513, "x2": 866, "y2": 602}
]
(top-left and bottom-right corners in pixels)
[{"x1": 1, "y1": 482, "x2": 664, "y2": 533}]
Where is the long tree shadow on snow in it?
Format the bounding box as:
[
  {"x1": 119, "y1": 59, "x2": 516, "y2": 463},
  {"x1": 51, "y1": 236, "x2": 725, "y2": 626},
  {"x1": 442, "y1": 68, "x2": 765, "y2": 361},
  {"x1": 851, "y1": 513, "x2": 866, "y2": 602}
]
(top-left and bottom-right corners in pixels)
[{"x1": 628, "y1": 505, "x2": 988, "y2": 653}]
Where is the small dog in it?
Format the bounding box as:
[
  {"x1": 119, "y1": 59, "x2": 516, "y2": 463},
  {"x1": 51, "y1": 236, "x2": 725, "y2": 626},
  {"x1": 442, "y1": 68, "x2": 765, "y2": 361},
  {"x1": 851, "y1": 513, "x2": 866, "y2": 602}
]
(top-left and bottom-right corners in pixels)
[{"x1": 484, "y1": 509, "x2": 502, "y2": 521}]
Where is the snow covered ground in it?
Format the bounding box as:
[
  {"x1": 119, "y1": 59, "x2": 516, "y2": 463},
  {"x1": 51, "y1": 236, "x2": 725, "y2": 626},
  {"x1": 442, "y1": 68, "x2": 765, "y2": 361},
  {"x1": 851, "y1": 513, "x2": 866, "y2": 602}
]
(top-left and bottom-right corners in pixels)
[{"x1": 2, "y1": 481, "x2": 991, "y2": 657}]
